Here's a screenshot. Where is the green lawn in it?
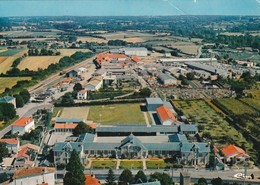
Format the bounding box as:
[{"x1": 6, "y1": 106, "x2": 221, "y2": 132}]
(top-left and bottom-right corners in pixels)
[
  {"x1": 88, "y1": 103, "x2": 146, "y2": 125},
  {"x1": 91, "y1": 160, "x2": 117, "y2": 169},
  {"x1": 146, "y1": 160, "x2": 170, "y2": 169},
  {"x1": 120, "y1": 161, "x2": 143, "y2": 169}
]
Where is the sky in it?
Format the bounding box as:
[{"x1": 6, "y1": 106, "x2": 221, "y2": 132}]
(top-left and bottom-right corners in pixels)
[{"x1": 0, "y1": 0, "x2": 260, "y2": 17}]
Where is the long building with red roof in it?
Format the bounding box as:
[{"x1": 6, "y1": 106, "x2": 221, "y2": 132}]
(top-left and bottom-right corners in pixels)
[{"x1": 221, "y1": 144, "x2": 250, "y2": 161}]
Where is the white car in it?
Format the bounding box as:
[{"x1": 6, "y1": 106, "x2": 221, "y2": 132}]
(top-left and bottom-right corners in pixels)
[{"x1": 234, "y1": 173, "x2": 252, "y2": 179}]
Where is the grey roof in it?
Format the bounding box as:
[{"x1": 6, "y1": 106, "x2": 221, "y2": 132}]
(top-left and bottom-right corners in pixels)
[
  {"x1": 168, "y1": 134, "x2": 188, "y2": 142},
  {"x1": 180, "y1": 124, "x2": 198, "y2": 132},
  {"x1": 0, "y1": 96, "x2": 15, "y2": 103},
  {"x1": 83, "y1": 142, "x2": 119, "y2": 150},
  {"x1": 77, "y1": 133, "x2": 95, "y2": 142},
  {"x1": 163, "y1": 102, "x2": 174, "y2": 110},
  {"x1": 185, "y1": 62, "x2": 227, "y2": 75},
  {"x1": 144, "y1": 143, "x2": 180, "y2": 151},
  {"x1": 158, "y1": 72, "x2": 177, "y2": 81},
  {"x1": 55, "y1": 118, "x2": 85, "y2": 123},
  {"x1": 132, "y1": 181, "x2": 161, "y2": 185},
  {"x1": 146, "y1": 98, "x2": 163, "y2": 105},
  {"x1": 181, "y1": 142, "x2": 210, "y2": 153},
  {"x1": 119, "y1": 134, "x2": 147, "y2": 150},
  {"x1": 53, "y1": 142, "x2": 82, "y2": 152},
  {"x1": 123, "y1": 47, "x2": 147, "y2": 51},
  {"x1": 96, "y1": 125, "x2": 179, "y2": 133}
]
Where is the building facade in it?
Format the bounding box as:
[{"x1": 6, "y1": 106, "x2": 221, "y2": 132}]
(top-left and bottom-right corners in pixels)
[{"x1": 11, "y1": 117, "x2": 35, "y2": 135}]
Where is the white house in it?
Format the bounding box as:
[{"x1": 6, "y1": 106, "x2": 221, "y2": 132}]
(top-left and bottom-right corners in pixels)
[
  {"x1": 0, "y1": 138, "x2": 20, "y2": 154},
  {"x1": 11, "y1": 117, "x2": 35, "y2": 135},
  {"x1": 85, "y1": 76, "x2": 103, "y2": 91},
  {"x1": 77, "y1": 90, "x2": 88, "y2": 100},
  {"x1": 156, "y1": 106, "x2": 176, "y2": 125},
  {"x1": 7, "y1": 167, "x2": 55, "y2": 185}
]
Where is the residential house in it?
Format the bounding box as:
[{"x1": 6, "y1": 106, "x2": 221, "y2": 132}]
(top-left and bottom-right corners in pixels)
[
  {"x1": 11, "y1": 117, "x2": 35, "y2": 135},
  {"x1": 156, "y1": 106, "x2": 176, "y2": 125},
  {"x1": 6, "y1": 167, "x2": 55, "y2": 185},
  {"x1": 0, "y1": 138, "x2": 20, "y2": 154},
  {"x1": 221, "y1": 144, "x2": 250, "y2": 162},
  {"x1": 14, "y1": 144, "x2": 40, "y2": 167},
  {"x1": 85, "y1": 76, "x2": 103, "y2": 91},
  {"x1": 77, "y1": 90, "x2": 88, "y2": 100},
  {"x1": 0, "y1": 96, "x2": 16, "y2": 108}
]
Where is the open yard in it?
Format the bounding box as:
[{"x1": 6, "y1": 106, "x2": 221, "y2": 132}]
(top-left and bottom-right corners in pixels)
[
  {"x1": 17, "y1": 56, "x2": 62, "y2": 71},
  {"x1": 173, "y1": 100, "x2": 252, "y2": 151},
  {"x1": 88, "y1": 103, "x2": 146, "y2": 125},
  {"x1": 58, "y1": 107, "x2": 89, "y2": 120},
  {"x1": 120, "y1": 160, "x2": 143, "y2": 169},
  {"x1": 0, "y1": 77, "x2": 32, "y2": 93},
  {"x1": 58, "y1": 49, "x2": 92, "y2": 56},
  {"x1": 91, "y1": 160, "x2": 117, "y2": 169}
]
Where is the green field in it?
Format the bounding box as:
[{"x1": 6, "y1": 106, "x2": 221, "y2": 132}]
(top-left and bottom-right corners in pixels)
[
  {"x1": 91, "y1": 160, "x2": 117, "y2": 169},
  {"x1": 120, "y1": 161, "x2": 143, "y2": 169},
  {"x1": 173, "y1": 100, "x2": 251, "y2": 150},
  {"x1": 146, "y1": 160, "x2": 170, "y2": 169},
  {"x1": 0, "y1": 48, "x2": 24, "y2": 56},
  {"x1": 88, "y1": 103, "x2": 146, "y2": 125},
  {"x1": 217, "y1": 98, "x2": 258, "y2": 115},
  {"x1": 240, "y1": 98, "x2": 260, "y2": 111}
]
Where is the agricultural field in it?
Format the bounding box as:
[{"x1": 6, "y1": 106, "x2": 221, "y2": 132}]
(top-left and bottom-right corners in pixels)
[
  {"x1": 91, "y1": 160, "x2": 117, "y2": 169},
  {"x1": 0, "y1": 30, "x2": 61, "y2": 38},
  {"x1": 0, "y1": 48, "x2": 28, "y2": 74},
  {"x1": 0, "y1": 77, "x2": 32, "y2": 93},
  {"x1": 58, "y1": 49, "x2": 92, "y2": 56},
  {"x1": 57, "y1": 107, "x2": 89, "y2": 120},
  {"x1": 170, "y1": 42, "x2": 199, "y2": 55},
  {"x1": 217, "y1": 98, "x2": 258, "y2": 115},
  {"x1": 121, "y1": 37, "x2": 146, "y2": 43},
  {"x1": 173, "y1": 100, "x2": 252, "y2": 151},
  {"x1": 120, "y1": 160, "x2": 143, "y2": 169},
  {"x1": 100, "y1": 31, "x2": 154, "y2": 41},
  {"x1": 17, "y1": 56, "x2": 62, "y2": 71},
  {"x1": 240, "y1": 98, "x2": 260, "y2": 110},
  {"x1": 88, "y1": 103, "x2": 146, "y2": 125},
  {"x1": 0, "y1": 57, "x2": 8, "y2": 64},
  {"x1": 77, "y1": 37, "x2": 108, "y2": 43},
  {"x1": 0, "y1": 48, "x2": 25, "y2": 56}
]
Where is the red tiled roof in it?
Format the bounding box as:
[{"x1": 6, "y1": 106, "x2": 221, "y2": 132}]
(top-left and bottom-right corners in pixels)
[
  {"x1": 12, "y1": 117, "x2": 33, "y2": 127},
  {"x1": 0, "y1": 138, "x2": 19, "y2": 145},
  {"x1": 54, "y1": 123, "x2": 77, "y2": 129},
  {"x1": 78, "y1": 90, "x2": 87, "y2": 93},
  {"x1": 131, "y1": 55, "x2": 140, "y2": 63},
  {"x1": 87, "y1": 123, "x2": 96, "y2": 129},
  {"x1": 19, "y1": 143, "x2": 40, "y2": 152},
  {"x1": 156, "y1": 106, "x2": 176, "y2": 122},
  {"x1": 96, "y1": 53, "x2": 126, "y2": 64},
  {"x1": 13, "y1": 167, "x2": 55, "y2": 179},
  {"x1": 221, "y1": 145, "x2": 249, "y2": 158},
  {"x1": 16, "y1": 147, "x2": 29, "y2": 159},
  {"x1": 85, "y1": 175, "x2": 101, "y2": 185}
]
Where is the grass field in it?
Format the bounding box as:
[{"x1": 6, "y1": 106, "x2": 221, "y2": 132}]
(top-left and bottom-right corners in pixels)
[
  {"x1": 146, "y1": 160, "x2": 170, "y2": 169},
  {"x1": 173, "y1": 100, "x2": 251, "y2": 149},
  {"x1": 91, "y1": 160, "x2": 117, "y2": 169},
  {"x1": 120, "y1": 161, "x2": 143, "y2": 169},
  {"x1": 0, "y1": 77, "x2": 32, "y2": 93},
  {"x1": 58, "y1": 107, "x2": 89, "y2": 120},
  {"x1": 0, "y1": 57, "x2": 8, "y2": 64},
  {"x1": 170, "y1": 42, "x2": 199, "y2": 55},
  {"x1": 240, "y1": 98, "x2": 260, "y2": 110},
  {"x1": 58, "y1": 49, "x2": 91, "y2": 56},
  {"x1": 88, "y1": 103, "x2": 146, "y2": 125},
  {"x1": 122, "y1": 37, "x2": 145, "y2": 43},
  {"x1": 17, "y1": 56, "x2": 62, "y2": 71},
  {"x1": 0, "y1": 48, "x2": 24, "y2": 56},
  {"x1": 217, "y1": 98, "x2": 258, "y2": 115},
  {"x1": 0, "y1": 30, "x2": 61, "y2": 38}
]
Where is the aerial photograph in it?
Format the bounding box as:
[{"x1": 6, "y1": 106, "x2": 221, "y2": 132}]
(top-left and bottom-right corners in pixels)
[{"x1": 0, "y1": 0, "x2": 260, "y2": 185}]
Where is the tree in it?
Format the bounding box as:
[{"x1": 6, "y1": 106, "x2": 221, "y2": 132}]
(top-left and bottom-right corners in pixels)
[
  {"x1": 61, "y1": 93, "x2": 74, "y2": 105},
  {"x1": 73, "y1": 83, "x2": 83, "y2": 91},
  {"x1": 135, "y1": 170, "x2": 147, "y2": 183},
  {"x1": 197, "y1": 177, "x2": 207, "y2": 185},
  {"x1": 0, "y1": 173, "x2": 9, "y2": 183},
  {"x1": 150, "y1": 172, "x2": 172, "y2": 185},
  {"x1": 14, "y1": 94, "x2": 24, "y2": 108},
  {"x1": 19, "y1": 89, "x2": 30, "y2": 103},
  {"x1": 139, "y1": 88, "x2": 152, "y2": 97},
  {"x1": 105, "y1": 168, "x2": 117, "y2": 185},
  {"x1": 0, "y1": 142, "x2": 9, "y2": 163},
  {"x1": 64, "y1": 149, "x2": 85, "y2": 185},
  {"x1": 186, "y1": 72, "x2": 195, "y2": 80},
  {"x1": 0, "y1": 103, "x2": 16, "y2": 121},
  {"x1": 211, "y1": 177, "x2": 223, "y2": 185},
  {"x1": 119, "y1": 169, "x2": 134, "y2": 185},
  {"x1": 73, "y1": 122, "x2": 93, "y2": 136}
]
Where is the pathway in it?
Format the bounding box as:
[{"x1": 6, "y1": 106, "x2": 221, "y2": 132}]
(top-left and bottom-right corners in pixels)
[
  {"x1": 86, "y1": 158, "x2": 92, "y2": 169},
  {"x1": 116, "y1": 159, "x2": 120, "y2": 170},
  {"x1": 143, "y1": 112, "x2": 151, "y2": 127},
  {"x1": 143, "y1": 159, "x2": 147, "y2": 170}
]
